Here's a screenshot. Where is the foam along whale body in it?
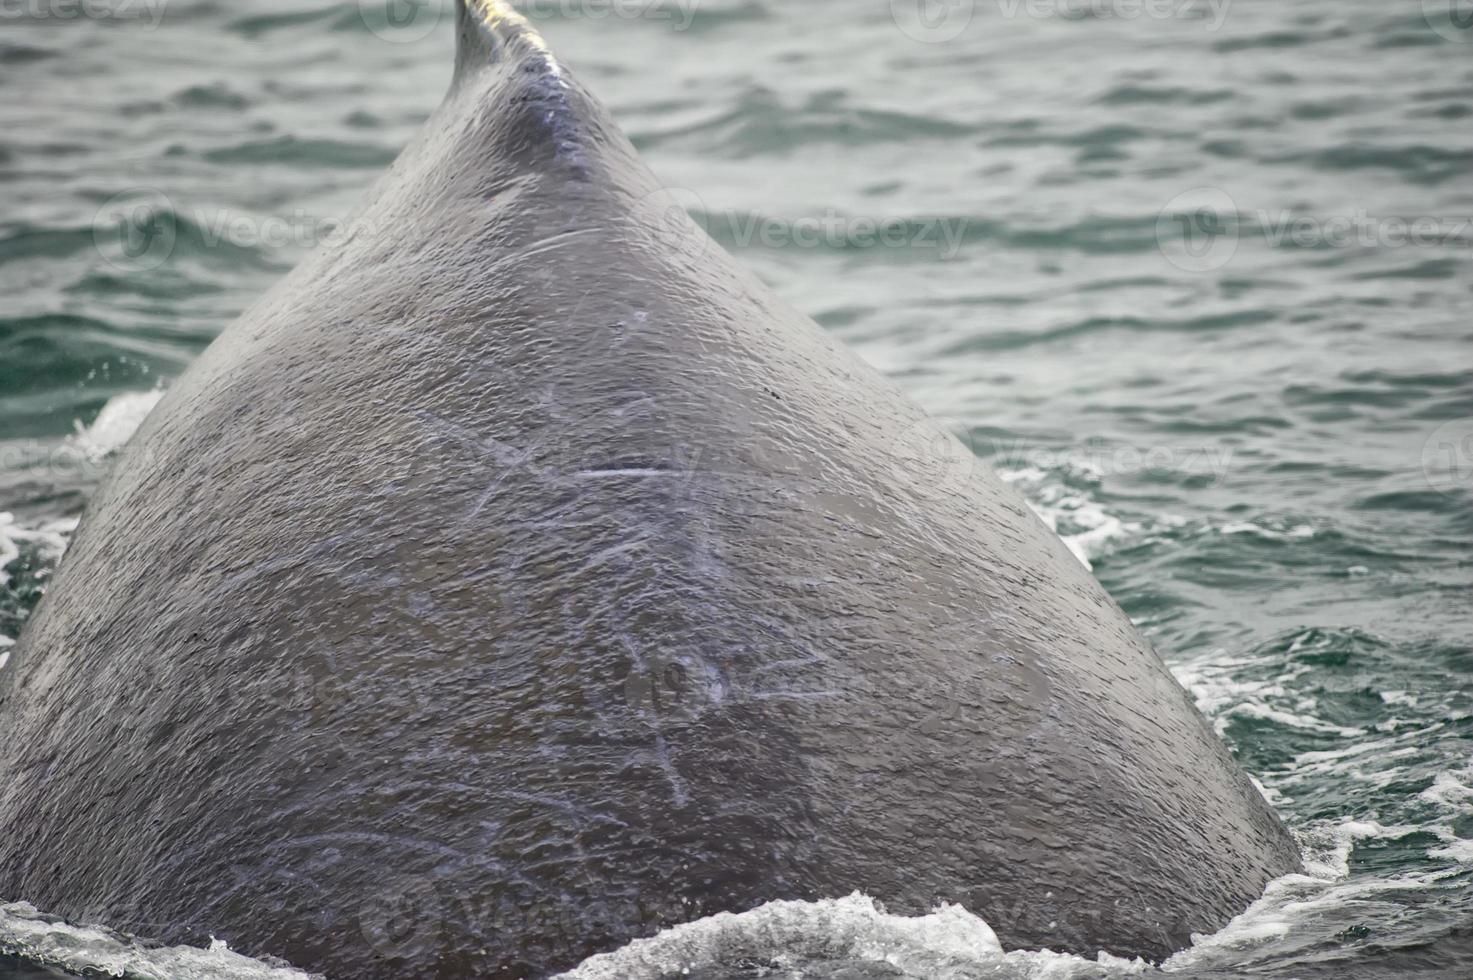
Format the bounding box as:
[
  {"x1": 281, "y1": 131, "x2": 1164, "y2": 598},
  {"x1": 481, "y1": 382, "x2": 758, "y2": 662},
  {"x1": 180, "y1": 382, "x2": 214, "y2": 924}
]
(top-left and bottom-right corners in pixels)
[{"x1": 0, "y1": 2, "x2": 1301, "y2": 977}]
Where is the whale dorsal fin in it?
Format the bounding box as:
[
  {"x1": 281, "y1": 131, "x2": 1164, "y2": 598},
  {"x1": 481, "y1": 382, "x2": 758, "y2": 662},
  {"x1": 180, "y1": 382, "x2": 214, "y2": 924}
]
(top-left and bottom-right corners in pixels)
[
  {"x1": 455, "y1": 0, "x2": 565, "y2": 81},
  {"x1": 450, "y1": 0, "x2": 601, "y2": 175}
]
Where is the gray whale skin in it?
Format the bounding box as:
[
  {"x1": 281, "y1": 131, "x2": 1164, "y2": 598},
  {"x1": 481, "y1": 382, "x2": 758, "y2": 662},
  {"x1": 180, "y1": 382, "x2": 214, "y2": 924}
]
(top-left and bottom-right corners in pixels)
[{"x1": 0, "y1": 2, "x2": 1300, "y2": 976}]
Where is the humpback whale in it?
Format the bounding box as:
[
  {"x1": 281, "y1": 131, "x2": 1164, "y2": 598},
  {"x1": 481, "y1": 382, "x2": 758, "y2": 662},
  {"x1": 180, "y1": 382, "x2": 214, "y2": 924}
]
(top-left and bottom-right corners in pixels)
[{"x1": 0, "y1": 2, "x2": 1300, "y2": 976}]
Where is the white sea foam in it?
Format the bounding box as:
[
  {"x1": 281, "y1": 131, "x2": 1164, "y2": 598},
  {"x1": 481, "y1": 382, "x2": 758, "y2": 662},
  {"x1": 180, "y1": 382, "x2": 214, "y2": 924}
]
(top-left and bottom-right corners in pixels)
[
  {"x1": 0, "y1": 513, "x2": 77, "y2": 668},
  {"x1": 1218, "y1": 522, "x2": 1315, "y2": 541},
  {"x1": 1420, "y1": 770, "x2": 1472, "y2": 810},
  {"x1": 0, "y1": 520, "x2": 14, "y2": 590},
  {"x1": 69, "y1": 388, "x2": 165, "y2": 462},
  {"x1": 559, "y1": 815, "x2": 1457, "y2": 980},
  {"x1": 0, "y1": 513, "x2": 78, "y2": 590},
  {"x1": 1169, "y1": 650, "x2": 1306, "y2": 719},
  {"x1": 1162, "y1": 818, "x2": 1462, "y2": 973},
  {"x1": 1168, "y1": 641, "x2": 1386, "y2": 748},
  {"x1": 556, "y1": 892, "x2": 1147, "y2": 980},
  {"x1": 1281, "y1": 725, "x2": 1442, "y2": 782},
  {"x1": 1216, "y1": 701, "x2": 1364, "y2": 738},
  {"x1": 0, "y1": 902, "x2": 319, "y2": 980},
  {"x1": 998, "y1": 465, "x2": 1140, "y2": 571},
  {"x1": 7, "y1": 818, "x2": 1466, "y2": 980},
  {"x1": 1428, "y1": 840, "x2": 1473, "y2": 863}
]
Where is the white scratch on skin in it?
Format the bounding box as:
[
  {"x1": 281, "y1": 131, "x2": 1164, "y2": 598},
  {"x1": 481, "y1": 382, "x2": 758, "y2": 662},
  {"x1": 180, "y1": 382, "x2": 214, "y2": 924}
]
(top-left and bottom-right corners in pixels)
[
  {"x1": 648, "y1": 733, "x2": 690, "y2": 808},
  {"x1": 579, "y1": 538, "x2": 651, "y2": 572},
  {"x1": 571, "y1": 468, "x2": 686, "y2": 480},
  {"x1": 412, "y1": 409, "x2": 542, "y2": 523}
]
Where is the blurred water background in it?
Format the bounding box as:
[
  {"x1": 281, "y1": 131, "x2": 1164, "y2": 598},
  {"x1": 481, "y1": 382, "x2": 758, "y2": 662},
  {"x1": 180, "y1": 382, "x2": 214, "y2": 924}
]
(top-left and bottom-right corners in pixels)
[{"x1": 1, "y1": 0, "x2": 1470, "y2": 976}]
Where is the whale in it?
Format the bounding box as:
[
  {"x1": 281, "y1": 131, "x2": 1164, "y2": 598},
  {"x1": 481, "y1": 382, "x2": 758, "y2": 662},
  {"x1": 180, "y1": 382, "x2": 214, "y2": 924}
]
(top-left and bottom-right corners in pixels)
[{"x1": 0, "y1": 2, "x2": 1301, "y2": 976}]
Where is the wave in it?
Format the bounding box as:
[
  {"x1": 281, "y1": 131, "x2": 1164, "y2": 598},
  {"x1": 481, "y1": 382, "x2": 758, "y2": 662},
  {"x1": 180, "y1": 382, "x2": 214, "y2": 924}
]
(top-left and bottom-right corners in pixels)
[
  {"x1": 997, "y1": 463, "x2": 1141, "y2": 571},
  {"x1": 66, "y1": 389, "x2": 165, "y2": 462},
  {"x1": 0, "y1": 903, "x2": 318, "y2": 980},
  {"x1": 6, "y1": 809, "x2": 1466, "y2": 980},
  {"x1": 555, "y1": 892, "x2": 1145, "y2": 980}
]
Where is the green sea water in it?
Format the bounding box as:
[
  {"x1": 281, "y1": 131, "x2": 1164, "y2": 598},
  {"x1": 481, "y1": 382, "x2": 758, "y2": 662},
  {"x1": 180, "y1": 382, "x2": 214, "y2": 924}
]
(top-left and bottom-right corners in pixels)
[{"x1": 1, "y1": 1, "x2": 1471, "y2": 977}]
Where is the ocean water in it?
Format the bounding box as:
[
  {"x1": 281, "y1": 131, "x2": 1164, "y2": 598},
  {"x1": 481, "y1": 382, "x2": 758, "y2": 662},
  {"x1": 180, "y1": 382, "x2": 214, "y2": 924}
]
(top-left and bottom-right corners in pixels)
[{"x1": 1, "y1": 0, "x2": 1470, "y2": 977}]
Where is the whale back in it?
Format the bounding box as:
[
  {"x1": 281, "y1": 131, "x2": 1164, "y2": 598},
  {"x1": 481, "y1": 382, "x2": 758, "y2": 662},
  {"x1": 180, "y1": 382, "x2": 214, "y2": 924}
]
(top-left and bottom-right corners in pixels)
[{"x1": 0, "y1": 3, "x2": 1299, "y2": 976}]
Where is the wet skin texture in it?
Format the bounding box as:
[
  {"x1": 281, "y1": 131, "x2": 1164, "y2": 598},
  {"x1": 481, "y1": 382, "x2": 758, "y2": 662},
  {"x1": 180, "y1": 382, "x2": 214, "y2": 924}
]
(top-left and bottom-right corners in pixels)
[{"x1": 0, "y1": 3, "x2": 1300, "y2": 976}]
